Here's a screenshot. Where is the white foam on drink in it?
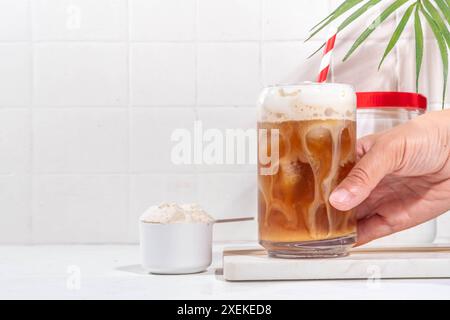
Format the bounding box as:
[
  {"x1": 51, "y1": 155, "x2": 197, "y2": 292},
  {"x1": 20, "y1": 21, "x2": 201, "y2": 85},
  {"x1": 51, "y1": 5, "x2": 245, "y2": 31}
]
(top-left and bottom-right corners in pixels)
[{"x1": 258, "y1": 83, "x2": 356, "y2": 122}]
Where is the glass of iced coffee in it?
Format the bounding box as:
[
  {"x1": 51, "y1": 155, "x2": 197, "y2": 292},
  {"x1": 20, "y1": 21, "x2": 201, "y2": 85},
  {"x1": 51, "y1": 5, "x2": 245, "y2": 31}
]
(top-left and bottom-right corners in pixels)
[{"x1": 258, "y1": 83, "x2": 357, "y2": 258}]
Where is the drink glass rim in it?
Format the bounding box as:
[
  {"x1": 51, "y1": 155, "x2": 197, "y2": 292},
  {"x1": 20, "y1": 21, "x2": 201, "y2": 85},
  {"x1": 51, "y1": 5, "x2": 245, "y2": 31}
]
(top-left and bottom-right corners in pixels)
[{"x1": 263, "y1": 82, "x2": 355, "y2": 92}]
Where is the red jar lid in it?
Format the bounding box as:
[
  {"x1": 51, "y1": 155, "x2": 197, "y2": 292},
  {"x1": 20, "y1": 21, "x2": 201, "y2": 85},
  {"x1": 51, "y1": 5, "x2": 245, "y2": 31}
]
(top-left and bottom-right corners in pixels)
[{"x1": 356, "y1": 92, "x2": 427, "y2": 110}]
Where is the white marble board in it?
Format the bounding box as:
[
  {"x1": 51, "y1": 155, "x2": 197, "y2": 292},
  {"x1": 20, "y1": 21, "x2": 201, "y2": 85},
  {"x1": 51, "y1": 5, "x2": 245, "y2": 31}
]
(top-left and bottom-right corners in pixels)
[{"x1": 222, "y1": 246, "x2": 450, "y2": 281}]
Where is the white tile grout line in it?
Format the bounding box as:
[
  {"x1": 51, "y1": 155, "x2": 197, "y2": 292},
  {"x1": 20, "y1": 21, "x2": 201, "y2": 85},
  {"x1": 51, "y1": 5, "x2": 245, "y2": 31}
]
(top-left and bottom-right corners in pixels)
[
  {"x1": 29, "y1": 173, "x2": 134, "y2": 176},
  {"x1": 193, "y1": 0, "x2": 200, "y2": 179},
  {"x1": 24, "y1": 105, "x2": 130, "y2": 108},
  {"x1": 0, "y1": 106, "x2": 30, "y2": 109},
  {"x1": 12, "y1": 39, "x2": 332, "y2": 44},
  {"x1": 0, "y1": 36, "x2": 438, "y2": 44},
  {"x1": 28, "y1": 0, "x2": 34, "y2": 243},
  {"x1": 127, "y1": 0, "x2": 133, "y2": 243},
  {"x1": 0, "y1": 172, "x2": 258, "y2": 177},
  {"x1": 194, "y1": 0, "x2": 199, "y2": 116},
  {"x1": 259, "y1": 0, "x2": 263, "y2": 88},
  {"x1": 0, "y1": 41, "x2": 30, "y2": 44},
  {"x1": 0, "y1": 105, "x2": 259, "y2": 109},
  {"x1": 26, "y1": 171, "x2": 257, "y2": 177}
]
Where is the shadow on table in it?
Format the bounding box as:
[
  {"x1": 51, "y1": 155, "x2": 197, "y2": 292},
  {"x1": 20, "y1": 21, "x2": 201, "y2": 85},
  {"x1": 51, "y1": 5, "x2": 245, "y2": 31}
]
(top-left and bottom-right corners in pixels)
[
  {"x1": 116, "y1": 264, "x2": 221, "y2": 277},
  {"x1": 116, "y1": 264, "x2": 148, "y2": 275}
]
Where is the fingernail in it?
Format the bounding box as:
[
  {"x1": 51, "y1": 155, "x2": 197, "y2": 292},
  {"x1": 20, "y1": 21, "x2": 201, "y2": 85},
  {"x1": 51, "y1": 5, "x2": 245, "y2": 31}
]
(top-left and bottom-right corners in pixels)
[{"x1": 329, "y1": 188, "x2": 352, "y2": 204}]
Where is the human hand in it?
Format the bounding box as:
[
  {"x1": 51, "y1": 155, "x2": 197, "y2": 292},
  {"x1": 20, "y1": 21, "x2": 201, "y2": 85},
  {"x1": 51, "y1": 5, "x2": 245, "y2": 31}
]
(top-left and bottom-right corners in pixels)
[{"x1": 329, "y1": 110, "x2": 450, "y2": 245}]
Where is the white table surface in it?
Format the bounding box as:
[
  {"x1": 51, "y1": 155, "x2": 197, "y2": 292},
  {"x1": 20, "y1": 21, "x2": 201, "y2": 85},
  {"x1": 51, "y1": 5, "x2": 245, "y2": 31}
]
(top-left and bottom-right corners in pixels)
[{"x1": 1, "y1": 242, "x2": 450, "y2": 300}]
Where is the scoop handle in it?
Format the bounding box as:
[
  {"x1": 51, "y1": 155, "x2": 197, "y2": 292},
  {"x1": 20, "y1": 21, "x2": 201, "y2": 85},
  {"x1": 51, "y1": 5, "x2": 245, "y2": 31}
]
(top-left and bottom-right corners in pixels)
[{"x1": 214, "y1": 217, "x2": 254, "y2": 224}]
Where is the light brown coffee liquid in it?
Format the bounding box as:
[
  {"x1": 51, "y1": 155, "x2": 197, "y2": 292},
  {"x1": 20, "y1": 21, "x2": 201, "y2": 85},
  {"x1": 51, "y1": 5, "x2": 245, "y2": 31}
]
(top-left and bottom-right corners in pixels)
[{"x1": 258, "y1": 119, "x2": 356, "y2": 243}]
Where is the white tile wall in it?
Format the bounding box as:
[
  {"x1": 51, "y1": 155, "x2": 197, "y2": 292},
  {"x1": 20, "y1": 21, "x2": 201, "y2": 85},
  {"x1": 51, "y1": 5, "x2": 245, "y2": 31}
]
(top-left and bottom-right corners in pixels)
[
  {"x1": 131, "y1": 43, "x2": 196, "y2": 106},
  {"x1": 198, "y1": 0, "x2": 260, "y2": 41},
  {"x1": 262, "y1": 41, "x2": 324, "y2": 86},
  {"x1": 32, "y1": 175, "x2": 129, "y2": 243},
  {"x1": 130, "y1": 0, "x2": 196, "y2": 41},
  {"x1": 34, "y1": 43, "x2": 128, "y2": 106},
  {"x1": 262, "y1": 0, "x2": 329, "y2": 40},
  {"x1": 196, "y1": 107, "x2": 256, "y2": 173},
  {"x1": 0, "y1": 175, "x2": 31, "y2": 243},
  {"x1": 32, "y1": 0, "x2": 128, "y2": 41},
  {"x1": 0, "y1": 44, "x2": 31, "y2": 106},
  {"x1": 0, "y1": 110, "x2": 31, "y2": 174},
  {"x1": 198, "y1": 173, "x2": 257, "y2": 241},
  {"x1": 33, "y1": 108, "x2": 128, "y2": 173},
  {"x1": 0, "y1": 0, "x2": 449, "y2": 243},
  {"x1": 197, "y1": 43, "x2": 260, "y2": 106},
  {"x1": 130, "y1": 107, "x2": 196, "y2": 173},
  {"x1": 0, "y1": 0, "x2": 29, "y2": 41}
]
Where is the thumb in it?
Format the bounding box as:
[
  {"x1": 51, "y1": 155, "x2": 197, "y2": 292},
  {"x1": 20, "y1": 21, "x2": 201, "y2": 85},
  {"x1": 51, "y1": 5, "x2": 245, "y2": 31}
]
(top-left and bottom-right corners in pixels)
[{"x1": 329, "y1": 136, "x2": 395, "y2": 211}]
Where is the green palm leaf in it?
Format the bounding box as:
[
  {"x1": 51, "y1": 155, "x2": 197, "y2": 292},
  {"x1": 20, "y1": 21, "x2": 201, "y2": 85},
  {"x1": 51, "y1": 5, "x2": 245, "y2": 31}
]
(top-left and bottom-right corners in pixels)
[
  {"x1": 423, "y1": 0, "x2": 450, "y2": 48},
  {"x1": 307, "y1": 0, "x2": 381, "y2": 58},
  {"x1": 434, "y1": 0, "x2": 450, "y2": 24},
  {"x1": 414, "y1": 4, "x2": 424, "y2": 92},
  {"x1": 378, "y1": 2, "x2": 416, "y2": 70},
  {"x1": 338, "y1": 0, "x2": 383, "y2": 32},
  {"x1": 308, "y1": 0, "x2": 450, "y2": 106},
  {"x1": 343, "y1": 0, "x2": 410, "y2": 62},
  {"x1": 307, "y1": 0, "x2": 364, "y2": 41},
  {"x1": 310, "y1": 0, "x2": 363, "y2": 32},
  {"x1": 307, "y1": 43, "x2": 326, "y2": 59},
  {"x1": 421, "y1": 4, "x2": 448, "y2": 104}
]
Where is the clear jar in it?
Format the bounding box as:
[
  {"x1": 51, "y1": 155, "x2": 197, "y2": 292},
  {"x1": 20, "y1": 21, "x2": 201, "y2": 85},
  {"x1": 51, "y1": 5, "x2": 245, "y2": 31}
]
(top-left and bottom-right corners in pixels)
[{"x1": 356, "y1": 92, "x2": 436, "y2": 246}]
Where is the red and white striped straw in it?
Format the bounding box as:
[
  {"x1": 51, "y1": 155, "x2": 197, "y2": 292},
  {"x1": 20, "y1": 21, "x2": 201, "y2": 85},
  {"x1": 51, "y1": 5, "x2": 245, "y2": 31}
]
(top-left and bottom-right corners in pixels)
[{"x1": 317, "y1": 27, "x2": 338, "y2": 83}]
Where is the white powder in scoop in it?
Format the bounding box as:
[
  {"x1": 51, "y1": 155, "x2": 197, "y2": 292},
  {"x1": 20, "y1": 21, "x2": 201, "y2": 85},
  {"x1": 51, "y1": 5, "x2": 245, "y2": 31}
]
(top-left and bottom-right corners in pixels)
[{"x1": 140, "y1": 203, "x2": 214, "y2": 224}]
